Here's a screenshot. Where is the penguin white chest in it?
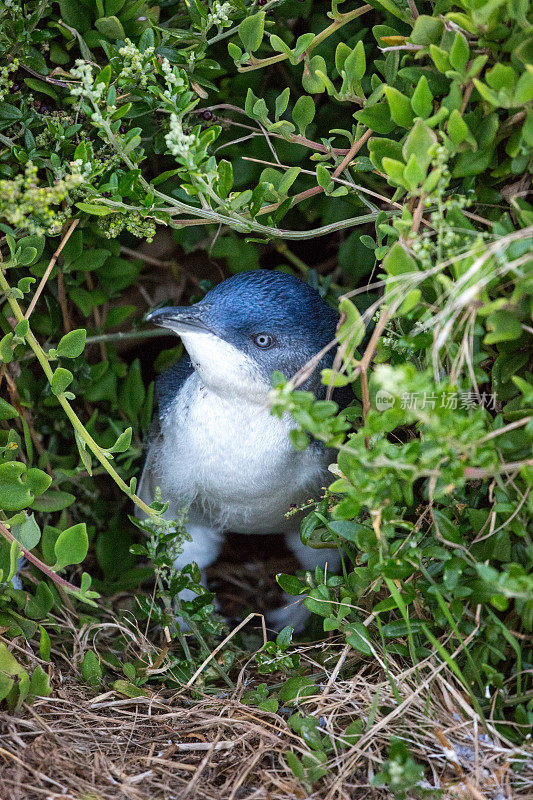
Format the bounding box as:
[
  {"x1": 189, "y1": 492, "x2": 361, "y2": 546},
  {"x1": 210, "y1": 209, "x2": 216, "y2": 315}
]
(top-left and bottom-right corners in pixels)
[{"x1": 158, "y1": 374, "x2": 327, "y2": 532}]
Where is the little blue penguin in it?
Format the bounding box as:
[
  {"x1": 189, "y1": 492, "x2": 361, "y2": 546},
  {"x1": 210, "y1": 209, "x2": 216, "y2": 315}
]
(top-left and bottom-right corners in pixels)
[{"x1": 137, "y1": 270, "x2": 345, "y2": 631}]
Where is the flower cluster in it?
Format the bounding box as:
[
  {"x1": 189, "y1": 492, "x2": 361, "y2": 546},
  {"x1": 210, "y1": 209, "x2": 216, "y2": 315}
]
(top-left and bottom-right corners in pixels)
[
  {"x1": 0, "y1": 57, "x2": 18, "y2": 102},
  {"x1": 118, "y1": 38, "x2": 155, "y2": 88},
  {"x1": 98, "y1": 211, "x2": 156, "y2": 243},
  {"x1": 208, "y1": 1, "x2": 233, "y2": 28},
  {"x1": 165, "y1": 113, "x2": 196, "y2": 166},
  {"x1": 70, "y1": 61, "x2": 105, "y2": 103},
  {"x1": 160, "y1": 57, "x2": 186, "y2": 101},
  {"x1": 0, "y1": 161, "x2": 84, "y2": 235}
]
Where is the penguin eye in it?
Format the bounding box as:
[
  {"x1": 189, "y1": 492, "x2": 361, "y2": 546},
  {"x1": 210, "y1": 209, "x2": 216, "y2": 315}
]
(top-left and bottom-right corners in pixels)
[{"x1": 253, "y1": 333, "x2": 275, "y2": 349}]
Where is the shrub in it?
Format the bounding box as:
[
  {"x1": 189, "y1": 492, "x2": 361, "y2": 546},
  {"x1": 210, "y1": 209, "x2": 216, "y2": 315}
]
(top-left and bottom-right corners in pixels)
[{"x1": 0, "y1": 0, "x2": 531, "y2": 772}]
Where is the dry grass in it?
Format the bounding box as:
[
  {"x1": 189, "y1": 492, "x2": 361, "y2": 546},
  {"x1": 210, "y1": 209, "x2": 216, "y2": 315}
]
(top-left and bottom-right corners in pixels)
[{"x1": 1, "y1": 632, "x2": 531, "y2": 800}]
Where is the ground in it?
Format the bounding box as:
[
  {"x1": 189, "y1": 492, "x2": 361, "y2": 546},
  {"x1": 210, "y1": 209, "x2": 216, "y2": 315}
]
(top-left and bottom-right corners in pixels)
[{"x1": 1, "y1": 555, "x2": 530, "y2": 800}]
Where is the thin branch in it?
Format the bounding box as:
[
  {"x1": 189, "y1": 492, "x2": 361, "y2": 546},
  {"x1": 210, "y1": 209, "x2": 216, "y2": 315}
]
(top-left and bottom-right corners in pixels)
[
  {"x1": 238, "y1": 6, "x2": 372, "y2": 73},
  {"x1": 0, "y1": 268, "x2": 159, "y2": 520},
  {"x1": 478, "y1": 417, "x2": 532, "y2": 444},
  {"x1": 258, "y1": 129, "x2": 372, "y2": 217},
  {"x1": 25, "y1": 219, "x2": 79, "y2": 319},
  {"x1": 18, "y1": 62, "x2": 71, "y2": 88},
  {"x1": 0, "y1": 519, "x2": 82, "y2": 593}
]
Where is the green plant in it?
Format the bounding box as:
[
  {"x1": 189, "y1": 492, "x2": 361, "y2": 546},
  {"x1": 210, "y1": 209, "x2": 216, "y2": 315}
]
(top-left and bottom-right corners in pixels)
[{"x1": 0, "y1": 0, "x2": 531, "y2": 793}]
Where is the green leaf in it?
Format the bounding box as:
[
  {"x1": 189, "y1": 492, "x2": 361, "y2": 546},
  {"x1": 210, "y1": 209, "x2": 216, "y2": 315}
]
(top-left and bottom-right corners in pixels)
[
  {"x1": 409, "y1": 15, "x2": 443, "y2": 45},
  {"x1": 345, "y1": 620, "x2": 373, "y2": 655},
  {"x1": 94, "y1": 15, "x2": 125, "y2": 40},
  {"x1": 28, "y1": 664, "x2": 51, "y2": 701},
  {"x1": 515, "y1": 66, "x2": 533, "y2": 105},
  {"x1": 32, "y1": 491, "x2": 75, "y2": 512},
  {"x1": 292, "y1": 95, "x2": 315, "y2": 136},
  {"x1": 278, "y1": 167, "x2": 301, "y2": 195},
  {"x1": 484, "y1": 310, "x2": 523, "y2": 344},
  {"x1": 238, "y1": 11, "x2": 265, "y2": 53},
  {"x1": 276, "y1": 625, "x2": 293, "y2": 651},
  {"x1": 18, "y1": 246, "x2": 38, "y2": 266},
  {"x1": 277, "y1": 573, "x2": 304, "y2": 595},
  {"x1": 368, "y1": 137, "x2": 403, "y2": 170},
  {"x1": 14, "y1": 319, "x2": 29, "y2": 338},
  {"x1": 449, "y1": 32, "x2": 469, "y2": 73},
  {"x1": 398, "y1": 288, "x2": 421, "y2": 315},
  {"x1": 354, "y1": 102, "x2": 396, "y2": 135},
  {"x1": 403, "y1": 119, "x2": 437, "y2": 172},
  {"x1": 302, "y1": 55, "x2": 328, "y2": 94},
  {"x1": 429, "y1": 44, "x2": 450, "y2": 74},
  {"x1": 383, "y1": 242, "x2": 418, "y2": 276},
  {"x1": 338, "y1": 297, "x2": 365, "y2": 349},
  {"x1": 11, "y1": 514, "x2": 41, "y2": 550},
  {"x1": 274, "y1": 87, "x2": 290, "y2": 121},
  {"x1": 0, "y1": 333, "x2": 14, "y2": 363},
  {"x1": 23, "y1": 78, "x2": 58, "y2": 101},
  {"x1": 335, "y1": 42, "x2": 351, "y2": 73},
  {"x1": 76, "y1": 202, "x2": 113, "y2": 216},
  {"x1": 81, "y1": 650, "x2": 103, "y2": 688},
  {"x1": 0, "y1": 398, "x2": 18, "y2": 420},
  {"x1": 59, "y1": 0, "x2": 90, "y2": 31},
  {"x1": 0, "y1": 463, "x2": 51, "y2": 512},
  {"x1": 39, "y1": 627, "x2": 51, "y2": 661},
  {"x1": 270, "y1": 34, "x2": 291, "y2": 56},
  {"x1": 110, "y1": 427, "x2": 132, "y2": 454},
  {"x1": 344, "y1": 40, "x2": 366, "y2": 83},
  {"x1": 216, "y1": 159, "x2": 233, "y2": 199},
  {"x1": 50, "y1": 367, "x2": 73, "y2": 395},
  {"x1": 316, "y1": 164, "x2": 332, "y2": 191},
  {"x1": 57, "y1": 329, "x2": 86, "y2": 358},
  {"x1": 382, "y1": 156, "x2": 406, "y2": 187},
  {"x1": 384, "y1": 86, "x2": 414, "y2": 128},
  {"x1": 289, "y1": 429, "x2": 310, "y2": 450},
  {"x1": 113, "y1": 679, "x2": 149, "y2": 698},
  {"x1": 26, "y1": 468, "x2": 52, "y2": 495},
  {"x1": 410, "y1": 76, "x2": 433, "y2": 119},
  {"x1": 25, "y1": 581, "x2": 54, "y2": 619},
  {"x1": 53, "y1": 523, "x2": 88, "y2": 570},
  {"x1": 118, "y1": 359, "x2": 145, "y2": 425},
  {"x1": 486, "y1": 63, "x2": 517, "y2": 91},
  {"x1": 447, "y1": 109, "x2": 474, "y2": 148},
  {"x1": 279, "y1": 676, "x2": 318, "y2": 703}
]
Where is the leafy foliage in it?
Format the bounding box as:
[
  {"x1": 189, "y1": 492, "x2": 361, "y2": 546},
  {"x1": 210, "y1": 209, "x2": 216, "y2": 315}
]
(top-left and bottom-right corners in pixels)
[{"x1": 0, "y1": 0, "x2": 532, "y2": 791}]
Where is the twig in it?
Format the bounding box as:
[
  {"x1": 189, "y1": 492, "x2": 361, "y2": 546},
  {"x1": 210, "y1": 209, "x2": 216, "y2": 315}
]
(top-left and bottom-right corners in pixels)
[
  {"x1": 461, "y1": 81, "x2": 474, "y2": 114},
  {"x1": 186, "y1": 613, "x2": 263, "y2": 687},
  {"x1": 0, "y1": 519, "x2": 83, "y2": 593},
  {"x1": 465, "y1": 459, "x2": 533, "y2": 479},
  {"x1": 25, "y1": 219, "x2": 79, "y2": 319},
  {"x1": 238, "y1": 6, "x2": 372, "y2": 72},
  {"x1": 478, "y1": 416, "x2": 531, "y2": 443},
  {"x1": 258, "y1": 129, "x2": 372, "y2": 217},
  {"x1": 18, "y1": 62, "x2": 71, "y2": 88},
  {"x1": 407, "y1": 0, "x2": 419, "y2": 18},
  {"x1": 0, "y1": 268, "x2": 159, "y2": 520},
  {"x1": 198, "y1": 103, "x2": 351, "y2": 155}
]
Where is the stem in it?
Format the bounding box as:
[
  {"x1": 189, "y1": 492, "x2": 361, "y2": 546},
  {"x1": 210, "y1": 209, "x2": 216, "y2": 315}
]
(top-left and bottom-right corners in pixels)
[
  {"x1": 98, "y1": 120, "x2": 396, "y2": 240},
  {"x1": 0, "y1": 519, "x2": 84, "y2": 594},
  {"x1": 0, "y1": 267, "x2": 158, "y2": 521},
  {"x1": 205, "y1": 0, "x2": 282, "y2": 46},
  {"x1": 238, "y1": 5, "x2": 372, "y2": 73},
  {"x1": 85, "y1": 328, "x2": 167, "y2": 345},
  {"x1": 25, "y1": 219, "x2": 79, "y2": 320}
]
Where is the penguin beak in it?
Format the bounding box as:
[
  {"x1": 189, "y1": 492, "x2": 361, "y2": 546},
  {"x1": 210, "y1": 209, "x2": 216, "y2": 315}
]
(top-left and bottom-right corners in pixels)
[{"x1": 145, "y1": 305, "x2": 212, "y2": 334}]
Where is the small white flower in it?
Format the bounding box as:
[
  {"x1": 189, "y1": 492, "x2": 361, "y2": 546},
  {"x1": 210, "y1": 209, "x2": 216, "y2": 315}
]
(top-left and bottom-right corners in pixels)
[
  {"x1": 209, "y1": 1, "x2": 233, "y2": 27},
  {"x1": 71, "y1": 61, "x2": 104, "y2": 102},
  {"x1": 165, "y1": 113, "x2": 196, "y2": 165}
]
